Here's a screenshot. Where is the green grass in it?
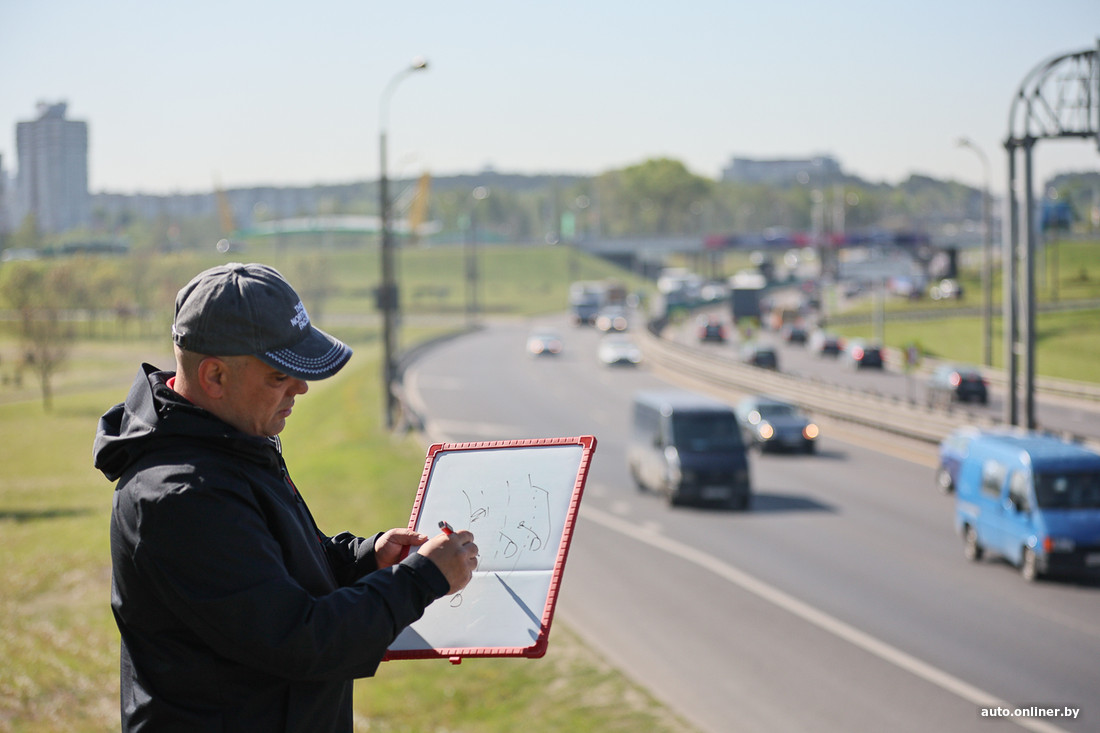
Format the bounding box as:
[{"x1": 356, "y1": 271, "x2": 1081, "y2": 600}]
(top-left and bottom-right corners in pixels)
[
  {"x1": 0, "y1": 386, "x2": 124, "y2": 730},
  {"x1": 832, "y1": 308, "x2": 1100, "y2": 382},
  {"x1": 0, "y1": 334, "x2": 692, "y2": 732},
  {"x1": 829, "y1": 239, "x2": 1100, "y2": 382},
  {"x1": 223, "y1": 240, "x2": 649, "y2": 318}
]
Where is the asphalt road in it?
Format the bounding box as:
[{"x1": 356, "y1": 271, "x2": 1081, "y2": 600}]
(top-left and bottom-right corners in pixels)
[{"x1": 403, "y1": 315, "x2": 1100, "y2": 733}]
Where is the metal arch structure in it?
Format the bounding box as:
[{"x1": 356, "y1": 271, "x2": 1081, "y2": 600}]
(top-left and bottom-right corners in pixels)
[{"x1": 1003, "y1": 40, "x2": 1099, "y2": 429}]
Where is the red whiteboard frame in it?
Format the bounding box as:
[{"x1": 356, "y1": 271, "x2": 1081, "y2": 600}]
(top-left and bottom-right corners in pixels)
[{"x1": 383, "y1": 435, "x2": 596, "y2": 663}]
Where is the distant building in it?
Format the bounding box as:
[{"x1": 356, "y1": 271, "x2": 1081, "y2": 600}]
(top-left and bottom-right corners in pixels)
[
  {"x1": 15, "y1": 101, "x2": 90, "y2": 234},
  {"x1": 0, "y1": 153, "x2": 10, "y2": 237},
  {"x1": 721, "y1": 155, "x2": 843, "y2": 185}
]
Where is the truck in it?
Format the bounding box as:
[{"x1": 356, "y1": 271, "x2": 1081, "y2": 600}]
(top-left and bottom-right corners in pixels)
[
  {"x1": 569, "y1": 281, "x2": 606, "y2": 325},
  {"x1": 570, "y1": 278, "x2": 628, "y2": 325},
  {"x1": 729, "y1": 270, "x2": 766, "y2": 324}
]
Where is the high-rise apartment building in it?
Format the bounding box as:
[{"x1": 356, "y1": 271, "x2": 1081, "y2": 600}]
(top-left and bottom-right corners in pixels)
[
  {"x1": 15, "y1": 101, "x2": 89, "y2": 234},
  {"x1": 0, "y1": 153, "x2": 10, "y2": 237}
]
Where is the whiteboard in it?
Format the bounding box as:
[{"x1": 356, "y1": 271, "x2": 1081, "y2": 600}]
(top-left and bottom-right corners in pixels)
[{"x1": 385, "y1": 436, "x2": 596, "y2": 662}]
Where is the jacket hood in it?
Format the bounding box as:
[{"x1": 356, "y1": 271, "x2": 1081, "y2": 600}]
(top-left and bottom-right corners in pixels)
[{"x1": 93, "y1": 363, "x2": 274, "y2": 483}]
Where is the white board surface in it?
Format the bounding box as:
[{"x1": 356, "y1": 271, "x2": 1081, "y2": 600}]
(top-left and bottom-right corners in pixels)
[{"x1": 385, "y1": 436, "x2": 595, "y2": 661}]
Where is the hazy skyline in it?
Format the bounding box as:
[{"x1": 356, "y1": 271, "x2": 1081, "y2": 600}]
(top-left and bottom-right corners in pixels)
[{"x1": 3, "y1": 1, "x2": 1098, "y2": 196}]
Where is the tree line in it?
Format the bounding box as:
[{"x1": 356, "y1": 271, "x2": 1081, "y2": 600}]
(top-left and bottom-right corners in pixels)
[{"x1": 6, "y1": 155, "x2": 1064, "y2": 256}]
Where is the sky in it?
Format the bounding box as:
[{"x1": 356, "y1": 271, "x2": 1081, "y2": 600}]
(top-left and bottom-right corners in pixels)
[{"x1": 2, "y1": 0, "x2": 1099, "y2": 196}]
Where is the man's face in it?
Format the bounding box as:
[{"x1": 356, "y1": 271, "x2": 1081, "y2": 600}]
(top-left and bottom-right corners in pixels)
[{"x1": 216, "y1": 356, "x2": 309, "y2": 437}]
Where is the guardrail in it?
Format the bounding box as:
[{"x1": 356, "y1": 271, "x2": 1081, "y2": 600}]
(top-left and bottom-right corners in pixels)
[
  {"x1": 638, "y1": 320, "x2": 1100, "y2": 451},
  {"x1": 827, "y1": 297, "x2": 1100, "y2": 404},
  {"x1": 875, "y1": 347, "x2": 1100, "y2": 405}
]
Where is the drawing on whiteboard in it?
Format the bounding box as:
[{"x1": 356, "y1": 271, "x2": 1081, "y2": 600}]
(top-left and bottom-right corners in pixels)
[
  {"x1": 442, "y1": 473, "x2": 554, "y2": 610},
  {"x1": 461, "y1": 473, "x2": 552, "y2": 568}
]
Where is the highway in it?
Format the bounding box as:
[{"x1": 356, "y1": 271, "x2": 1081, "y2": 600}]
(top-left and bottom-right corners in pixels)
[
  {"x1": 665, "y1": 307, "x2": 1100, "y2": 444},
  {"x1": 403, "y1": 315, "x2": 1100, "y2": 733}
]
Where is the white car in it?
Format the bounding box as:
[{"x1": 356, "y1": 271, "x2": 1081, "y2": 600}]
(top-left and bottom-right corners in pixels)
[{"x1": 597, "y1": 335, "x2": 642, "y2": 366}]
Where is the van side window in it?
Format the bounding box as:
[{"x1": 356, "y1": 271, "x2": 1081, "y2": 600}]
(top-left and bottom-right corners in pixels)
[
  {"x1": 1007, "y1": 470, "x2": 1031, "y2": 513},
  {"x1": 981, "y1": 460, "x2": 1006, "y2": 499}
]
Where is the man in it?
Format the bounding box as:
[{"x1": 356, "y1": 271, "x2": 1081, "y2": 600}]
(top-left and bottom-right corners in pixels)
[{"x1": 93, "y1": 262, "x2": 478, "y2": 732}]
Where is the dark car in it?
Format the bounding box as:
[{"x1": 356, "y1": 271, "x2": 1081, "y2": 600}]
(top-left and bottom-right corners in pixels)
[
  {"x1": 936, "y1": 426, "x2": 981, "y2": 493},
  {"x1": 595, "y1": 306, "x2": 629, "y2": 333},
  {"x1": 842, "y1": 339, "x2": 884, "y2": 369},
  {"x1": 525, "y1": 330, "x2": 563, "y2": 356},
  {"x1": 735, "y1": 396, "x2": 819, "y2": 453},
  {"x1": 808, "y1": 330, "x2": 843, "y2": 357},
  {"x1": 697, "y1": 316, "x2": 727, "y2": 343},
  {"x1": 928, "y1": 364, "x2": 988, "y2": 406},
  {"x1": 782, "y1": 324, "x2": 808, "y2": 345},
  {"x1": 739, "y1": 343, "x2": 778, "y2": 370}
]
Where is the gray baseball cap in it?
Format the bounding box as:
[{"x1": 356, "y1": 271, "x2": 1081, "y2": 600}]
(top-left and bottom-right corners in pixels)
[{"x1": 172, "y1": 262, "x2": 352, "y2": 380}]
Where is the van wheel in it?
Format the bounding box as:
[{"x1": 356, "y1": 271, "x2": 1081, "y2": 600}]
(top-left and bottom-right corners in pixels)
[
  {"x1": 963, "y1": 526, "x2": 983, "y2": 561},
  {"x1": 1021, "y1": 547, "x2": 1039, "y2": 582}
]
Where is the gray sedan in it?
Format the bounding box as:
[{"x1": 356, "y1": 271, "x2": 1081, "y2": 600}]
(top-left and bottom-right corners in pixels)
[{"x1": 735, "y1": 395, "x2": 819, "y2": 453}]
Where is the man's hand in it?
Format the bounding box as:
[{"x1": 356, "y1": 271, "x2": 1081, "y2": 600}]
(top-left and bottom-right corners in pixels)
[
  {"x1": 374, "y1": 528, "x2": 428, "y2": 568},
  {"x1": 418, "y1": 529, "x2": 479, "y2": 595}
]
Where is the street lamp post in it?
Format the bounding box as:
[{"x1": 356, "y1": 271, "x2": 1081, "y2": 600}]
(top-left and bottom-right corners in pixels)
[
  {"x1": 956, "y1": 137, "x2": 994, "y2": 368},
  {"x1": 378, "y1": 56, "x2": 428, "y2": 428},
  {"x1": 464, "y1": 186, "x2": 490, "y2": 327}
]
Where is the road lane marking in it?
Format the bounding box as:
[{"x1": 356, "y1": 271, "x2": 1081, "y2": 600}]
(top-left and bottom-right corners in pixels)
[{"x1": 580, "y1": 505, "x2": 1070, "y2": 733}]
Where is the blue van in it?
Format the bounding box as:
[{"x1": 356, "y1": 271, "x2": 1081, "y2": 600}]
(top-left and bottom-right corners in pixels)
[
  {"x1": 954, "y1": 430, "x2": 1100, "y2": 581},
  {"x1": 627, "y1": 390, "x2": 752, "y2": 509}
]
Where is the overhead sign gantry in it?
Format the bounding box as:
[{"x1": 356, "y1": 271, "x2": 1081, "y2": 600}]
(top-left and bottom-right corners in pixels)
[{"x1": 1003, "y1": 40, "x2": 1099, "y2": 428}]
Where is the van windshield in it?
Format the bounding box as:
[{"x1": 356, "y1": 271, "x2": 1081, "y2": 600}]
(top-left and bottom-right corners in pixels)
[
  {"x1": 671, "y1": 412, "x2": 742, "y2": 452},
  {"x1": 1034, "y1": 471, "x2": 1100, "y2": 509}
]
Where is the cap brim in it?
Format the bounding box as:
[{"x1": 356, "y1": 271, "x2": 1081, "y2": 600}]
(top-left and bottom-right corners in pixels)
[{"x1": 259, "y1": 327, "x2": 353, "y2": 380}]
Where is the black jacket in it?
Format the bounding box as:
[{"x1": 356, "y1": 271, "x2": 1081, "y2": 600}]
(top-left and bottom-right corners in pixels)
[{"x1": 93, "y1": 364, "x2": 448, "y2": 732}]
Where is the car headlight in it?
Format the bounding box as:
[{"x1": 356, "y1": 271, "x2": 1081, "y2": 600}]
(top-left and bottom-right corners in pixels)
[
  {"x1": 803, "y1": 423, "x2": 819, "y2": 440},
  {"x1": 758, "y1": 421, "x2": 774, "y2": 440}
]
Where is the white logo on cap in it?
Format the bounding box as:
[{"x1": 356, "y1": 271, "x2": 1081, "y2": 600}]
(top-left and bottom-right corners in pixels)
[{"x1": 290, "y1": 301, "x2": 310, "y2": 330}]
